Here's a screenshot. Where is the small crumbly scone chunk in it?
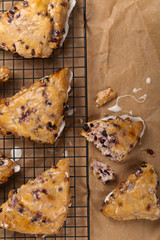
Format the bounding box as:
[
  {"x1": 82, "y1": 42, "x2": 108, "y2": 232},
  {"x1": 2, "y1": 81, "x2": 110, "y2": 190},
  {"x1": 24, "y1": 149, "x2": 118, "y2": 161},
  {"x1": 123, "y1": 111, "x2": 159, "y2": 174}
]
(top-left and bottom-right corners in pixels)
[
  {"x1": 0, "y1": 66, "x2": 11, "y2": 82},
  {"x1": 96, "y1": 88, "x2": 116, "y2": 107},
  {"x1": 90, "y1": 159, "x2": 115, "y2": 184},
  {"x1": 0, "y1": 158, "x2": 71, "y2": 235},
  {"x1": 102, "y1": 163, "x2": 160, "y2": 221},
  {"x1": 81, "y1": 116, "x2": 144, "y2": 161},
  {"x1": 0, "y1": 0, "x2": 76, "y2": 58},
  {"x1": 0, "y1": 155, "x2": 20, "y2": 183},
  {"x1": 0, "y1": 68, "x2": 72, "y2": 144}
]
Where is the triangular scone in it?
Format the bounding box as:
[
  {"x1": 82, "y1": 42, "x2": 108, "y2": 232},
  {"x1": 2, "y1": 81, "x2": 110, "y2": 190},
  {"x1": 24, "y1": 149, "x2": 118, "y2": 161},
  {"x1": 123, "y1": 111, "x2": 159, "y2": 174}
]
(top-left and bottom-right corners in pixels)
[
  {"x1": 0, "y1": 155, "x2": 20, "y2": 183},
  {"x1": 102, "y1": 163, "x2": 160, "y2": 221},
  {"x1": 0, "y1": 68, "x2": 71, "y2": 144},
  {"x1": 81, "y1": 116, "x2": 144, "y2": 161},
  {"x1": 0, "y1": 0, "x2": 75, "y2": 58},
  {"x1": 0, "y1": 158, "x2": 71, "y2": 235}
]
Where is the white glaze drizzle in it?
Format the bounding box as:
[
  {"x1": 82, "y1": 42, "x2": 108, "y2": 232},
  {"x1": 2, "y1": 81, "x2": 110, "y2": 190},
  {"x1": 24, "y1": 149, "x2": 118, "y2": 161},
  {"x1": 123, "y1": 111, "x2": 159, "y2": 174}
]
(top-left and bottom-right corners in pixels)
[
  {"x1": 129, "y1": 110, "x2": 133, "y2": 115},
  {"x1": 56, "y1": 69, "x2": 73, "y2": 141},
  {"x1": 14, "y1": 165, "x2": 20, "y2": 173},
  {"x1": 132, "y1": 88, "x2": 143, "y2": 93},
  {"x1": 104, "y1": 191, "x2": 113, "y2": 203},
  {"x1": 10, "y1": 146, "x2": 22, "y2": 162},
  {"x1": 61, "y1": 0, "x2": 76, "y2": 46},
  {"x1": 146, "y1": 77, "x2": 151, "y2": 84},
  {"x1": 108, "y1": 94, "x2": 147, "y2": 113}
]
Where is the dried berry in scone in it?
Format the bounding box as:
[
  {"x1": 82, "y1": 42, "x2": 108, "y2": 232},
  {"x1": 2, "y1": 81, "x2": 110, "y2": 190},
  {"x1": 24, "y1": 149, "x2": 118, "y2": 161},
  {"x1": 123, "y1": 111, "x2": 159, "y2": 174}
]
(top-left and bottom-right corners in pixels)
[
  {"x1": 90, "y1": 159, "x2": 115, "y2": 184},
  {"x1": 81, "y1": 116, "x2": 144, "y2": 161},
  {"x1": 96, "y1": 88, "x2": 116, "y2": 107},
  {"x1": 0, "y1": 68, "x2": 72, "y2": 144},
  {"x1": 0, "y1": 66, "x2": 11, "y2": 82},
  {"x1": 0, "y1": 158, "x2": 71, "y2": 235},
  {"x1": 102, "y1": 163, "x2": 160, "y2": 221},
  {"x1": 0, "y1": 0, "x2": 76, "y2": 58},
  {"x1": 0, "y1": 155, "x2": 20, "y2": 183}
]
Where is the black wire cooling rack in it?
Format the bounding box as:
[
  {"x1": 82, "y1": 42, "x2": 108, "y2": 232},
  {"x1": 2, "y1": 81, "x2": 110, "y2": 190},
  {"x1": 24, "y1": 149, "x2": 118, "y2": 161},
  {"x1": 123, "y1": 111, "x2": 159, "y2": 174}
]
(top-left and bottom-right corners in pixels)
[{"x1": 0, "y1": 0, "x2": 89, "y2": 239}]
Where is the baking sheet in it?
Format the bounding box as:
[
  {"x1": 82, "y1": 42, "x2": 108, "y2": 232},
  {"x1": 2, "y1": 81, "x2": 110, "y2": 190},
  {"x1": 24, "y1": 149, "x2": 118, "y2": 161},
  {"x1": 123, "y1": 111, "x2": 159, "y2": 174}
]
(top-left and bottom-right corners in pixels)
[{"x1": 87, "y1": 0, "x2": 160, "y2": 239}]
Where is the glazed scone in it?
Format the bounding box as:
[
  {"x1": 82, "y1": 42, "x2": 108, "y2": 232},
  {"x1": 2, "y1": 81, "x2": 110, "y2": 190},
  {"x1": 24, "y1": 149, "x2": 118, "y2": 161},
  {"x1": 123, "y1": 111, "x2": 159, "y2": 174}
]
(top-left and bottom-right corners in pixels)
[
  {"x1": 102, "y1": 163, "x2": 160, "y2": 220},
  {"x1": 81, "y1": 116, "x2": 144, "y2": 161},
  {"x1": 0, "y1": 67, "x2": 11, "y2": 82},
  {"x1": 0, "y1": 155, "x2": 20, "y2": 183},
  {"x1": 0, "y1": 68, "x2": 72, "y2": 144},
  {"x1": 96, "y1": 88, "x2": 116, "y2": 107},
  {"x1": 0, "y1": 0, "x2": 76, "y2": 58},
  {"x1": 0, "y1": 158, "x2": 71, "y2": 235},
  {"x1": 90, "y1": 159, "x2": 115, "y2": 184}
]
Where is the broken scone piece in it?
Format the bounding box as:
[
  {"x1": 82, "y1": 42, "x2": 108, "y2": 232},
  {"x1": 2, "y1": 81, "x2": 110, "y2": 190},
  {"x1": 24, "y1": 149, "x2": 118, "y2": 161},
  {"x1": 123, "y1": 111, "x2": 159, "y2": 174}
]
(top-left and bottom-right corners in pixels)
[
  {"x1": 102, "y1": 163, "x2": 160, "y2": 220},
  {"x1": 0, "y1": 155, "x2": 20, "y2": 183},
  {"x1": 90, "y1": 159, "x2": 115, "y2": 184},
  {"x1": 0, "y1": 68, "x2": 72, "y2": 144},
  {"x1": 0, "y1": 66, "x2": 11, "y2": 82},
  {"x1": 96, "y1": 88, "x2": 116, "y2": 107},
  {"x1": 0, "y1": 0, "x2": 76, "y2": 58},
  {"x1": 81, "y1": 116, "x2": 145, "y2": 161},
  {"x1": 0, "y1": 158, "x2": 71, "y2": 235}
]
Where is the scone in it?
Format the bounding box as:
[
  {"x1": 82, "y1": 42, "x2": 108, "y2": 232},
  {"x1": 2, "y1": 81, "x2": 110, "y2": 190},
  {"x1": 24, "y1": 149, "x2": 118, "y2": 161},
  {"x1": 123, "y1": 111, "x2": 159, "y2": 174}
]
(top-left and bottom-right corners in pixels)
[
  {"x1": 90, "y1": 159, "x2": 115, "y2": 184},
  {"x1": 0, "y1": 158, "x2": 71, "y2": 235},
  {"x1": 0, "y1": 67, "x2": 11, "y2": 82},
  {"x1": 0, "y1": 68, "x2": 72, "y2": 144},
  {"x1": 0, "y1": 155, "x2": 20, "y2": 183},
  {"x1": 102, "y1": 162, "x2": 160, "y2": 220},
  {"x1": 0, "y1": 0, "x2": 76, "y2": 58},
  {"x1": 96, "y1": 88, "x2": 116, "y2": 107},
  {"x1": 81, "y1": 116, "x2": 145, "y2": 161}
]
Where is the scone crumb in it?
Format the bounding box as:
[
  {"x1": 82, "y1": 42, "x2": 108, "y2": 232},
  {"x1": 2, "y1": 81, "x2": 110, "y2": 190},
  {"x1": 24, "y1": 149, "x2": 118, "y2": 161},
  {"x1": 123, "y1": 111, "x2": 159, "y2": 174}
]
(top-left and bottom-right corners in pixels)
[
  {"x1": 0, "y1": 66, "x2": 11, "y2": 82},
  {"x1": 96, "y1": 88, "x2": 116, "y2": 107},
  {"x1": 90, "y1": 158, "x2": 115, "y2": 184}
]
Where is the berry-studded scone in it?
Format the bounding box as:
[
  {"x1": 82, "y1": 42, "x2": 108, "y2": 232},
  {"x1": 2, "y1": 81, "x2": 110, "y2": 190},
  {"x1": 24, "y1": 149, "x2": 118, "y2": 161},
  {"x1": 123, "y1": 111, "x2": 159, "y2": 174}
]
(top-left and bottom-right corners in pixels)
[
  {"x1": 0, "y1": 0, "x2": 76, "y2": 58},
  {"x1": 102, "y1": 163, "x2": 160, "y2": 221},
  {"x1": 0, "y1": 68, "x2": 72, "y2": 144},
  {"x1": 81, "y1": 116, "x2": 145, "y2": 161},
  {"x1": 0, "y1": 155, "x2": 20, "y2": 183},
  {"x1": 90, "y1": 159, "x2": 115, "y2": 184},
  {"x1": 0, "y1": 158, "x2": 71, "y2": 235},
  {"x1": 0, "y1": 67, "x2": 11, "y2": 82}
]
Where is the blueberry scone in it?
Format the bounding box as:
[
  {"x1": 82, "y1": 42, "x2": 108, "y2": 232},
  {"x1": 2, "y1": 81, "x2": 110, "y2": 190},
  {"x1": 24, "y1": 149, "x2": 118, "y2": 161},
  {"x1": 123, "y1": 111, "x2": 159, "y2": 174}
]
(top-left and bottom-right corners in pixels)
[
  {"x1": 90, "y1": 159, "x2": 115, "y2": 184},
  {"x1": 0, "y1": 0, "x2": 76, "y2": 58},
  {"x1": 0, "y1": 66, "x2": 11, "y2": 82},
  {"x1": 81, "y1": 116, "x2": 145, "y2": 161},
  {"x1": 0, "y1": 155, "x2": 20, "y2": 184},
  {"x1": 0, "y1": 158, "x2": 71, "y2": 235},
  {"x1": 0, "y1": 68, "x2": 72, "y2": 144},
  {"x1": 102, "y1": 163, "x2": 160, "y2": 220}
]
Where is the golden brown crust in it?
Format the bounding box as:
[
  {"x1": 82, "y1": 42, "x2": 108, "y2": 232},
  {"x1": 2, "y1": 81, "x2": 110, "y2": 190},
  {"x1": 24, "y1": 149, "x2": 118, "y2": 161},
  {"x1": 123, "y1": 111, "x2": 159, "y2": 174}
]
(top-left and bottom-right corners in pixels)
[
  {"x1": 81, "y1": 117, "x2": 144, "y2": 161},
  {"x1": 0, "y1": 158, "x2": 71, "y2": 235},
  {"x1": 0, "y1": 0, "x2": 71, "y2": 58},
  {"x1": 0, "y1": 67, "x2": 11, "y2": 82},
  {"x1": 0, "y1": 156, "x2": 19, "y2": 183},
  {"x1": 0, "y1": 68, "x2": 71, "y2": 144},
  {"x1": 96, "y1": 88, "x2": 116, "y2": 106},
  {"x1": 102, "y1": 163, "x2": 160, "y2": 221}
]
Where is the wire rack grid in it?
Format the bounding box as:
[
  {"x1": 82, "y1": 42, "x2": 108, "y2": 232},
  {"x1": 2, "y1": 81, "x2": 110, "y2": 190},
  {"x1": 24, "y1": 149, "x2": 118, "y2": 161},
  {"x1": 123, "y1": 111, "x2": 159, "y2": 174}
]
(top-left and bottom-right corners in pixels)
[{"x1": 0, "y1": 0, "x2": 89, "y2": 239}]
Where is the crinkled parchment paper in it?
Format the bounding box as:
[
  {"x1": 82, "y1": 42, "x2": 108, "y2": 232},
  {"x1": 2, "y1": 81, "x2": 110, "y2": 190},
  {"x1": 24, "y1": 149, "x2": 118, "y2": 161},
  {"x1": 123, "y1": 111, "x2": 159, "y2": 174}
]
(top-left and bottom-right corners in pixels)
[{"x1": 87, "y1": 0, "x2": 160, "y2": 239}]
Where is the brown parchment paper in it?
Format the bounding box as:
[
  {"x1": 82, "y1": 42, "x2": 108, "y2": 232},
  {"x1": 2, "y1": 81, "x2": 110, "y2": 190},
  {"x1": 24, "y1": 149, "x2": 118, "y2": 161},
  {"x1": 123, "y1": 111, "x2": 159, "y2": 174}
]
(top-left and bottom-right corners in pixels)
[
  {"x1": 87, "y1": 0, "x2": 160, "y2": 239},
  {"x1": 0, "y1": 0, "x2": 88, "y2": 239}
]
